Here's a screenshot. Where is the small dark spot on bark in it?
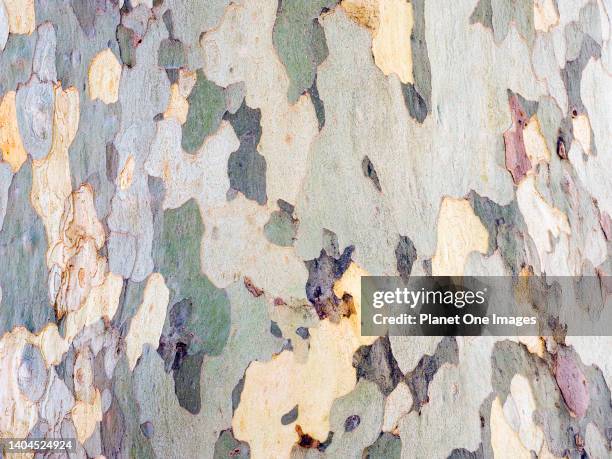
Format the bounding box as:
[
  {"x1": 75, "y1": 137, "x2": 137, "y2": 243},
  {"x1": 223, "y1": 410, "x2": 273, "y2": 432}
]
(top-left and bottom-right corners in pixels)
[
  {"x1": 281, "y1": 405, "x2": 298, "y2": 425},
  {"x1": 296, "y1": 326, "x2": 310, "y2": 339},
  {"x1": 344, "y1": 414, "x2": 360, "y2": 432},
  {"x1": 270, "y1": 321, "x2": 282, "y2": 338},
  {"x1": 244, "y1": 276, "x2": 264, "y2": 297},
  {"x1": 362, "y1": 156, "x2": 382, "y2": 192}
]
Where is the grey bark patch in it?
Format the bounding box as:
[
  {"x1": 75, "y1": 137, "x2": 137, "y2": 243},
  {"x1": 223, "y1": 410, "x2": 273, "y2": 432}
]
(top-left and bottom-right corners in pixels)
[
  {"x1": 447, "y1": 444, "x2": 485, "y2": 459},
  {"x1": 181, "y1": 69, "x2": 226, "y2": 153},
  {"x1": 281, "y1": 405, "x2": 299, "y2": 425},
  {"x1": 395, "y1": 235, "x2": 417, "y2": 282},
  {"x1": 157, "y1": 298, "x2": 194, "y2": 372},
  {"x1": 561, "y1": 34, "x2": 601, "y2": 116},
  {"x1": 172, "y1": 351, "x2": 205, "y2": 414},
  {"x1": 224, "y1": 81, "x2": 246, "y2": 115},
  {"x1": 0, "y1": 163, "x2": 11, "y2": 232},
  {"x1": 16, "y1": 79, "x2": 54, "y2": 160},
  {"x1": 272, "y1": 0, "x2": 337, "y2": 103},
  {"x1": 470, "y1": 0, "x2": 493, "y2": 30},
  {"x1": 213, "y1": 429, "x2": 250, "y2": 459},
  {"x1": 18, "y1": 344, "x2": 48, "y2": 402},
  {"x1": 0, "y1": 162, "x2": 52, "y2": 335},
  {"x1": 404, "y1": 336, "x2": 459, "y2": 411},
  {"x1": 308, "y1": 75, "x2": 325, "y2": 130},
  {"x1": 116, "y1": 25, "x2": 137, "y2": 68},
  {"x1": 467, "y1": 190, "x2": 531, "y2": 274},
  {"x1": 225, "y1": 100, "x2": 267, "y2": 205},
  {"x1": 101, "y1": 397, "x2": 126, "y2": 457},
  {"x1": 400, "y1": 83, "x2": 428, "y2": 124},
  {"x1": 158, "y1": 38, "x2": 186, "y2": 69},
  {"x1": 33, "y1": 22, "x2": 57, "y2": 83},
  {"x1": 153, "y1": 199, "x2": 231, "y2": 358},
  {"x1": 264, "y1": 200, "x2": 298, "y2": 246},
  {"x1": 0, "y1": 34, "x2": 35, "y2": 92},
  {"x1": 304, "y1": 245, "x2": 354, "y2": 320},
  {"x1": 410, "y1": 0, "x2": 432, "y2": 117},
  {"x1": 362, "y1": 155, "x2": 382, "y2": 192},
  {"x1": 321, "y1": 227, "x2": 339, "y2": 258},
  {"x1": 353, "y1": 337, "x2": 404, "y2": 396},
  {"x1": 232, "y1": 374, "x2": 245, "y2": 415},
  {"x1": 363, "y1": 432, "x2": 402, "y2": 459}
]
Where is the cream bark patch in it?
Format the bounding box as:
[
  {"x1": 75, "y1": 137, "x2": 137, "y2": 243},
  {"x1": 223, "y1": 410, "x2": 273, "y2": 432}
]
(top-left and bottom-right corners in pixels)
[
  {"x1": 3, "y1": 0, "x2": 34, "y2": 34},
  {"x1": 432, "y1": 197, "x2": 489, "y2": 276},
  {"x1": 126, "y1": 273, "x2": 170, "y2": 370},
  {"x1": 88, "y1": 49, "x2": 122, "y2": 104}
]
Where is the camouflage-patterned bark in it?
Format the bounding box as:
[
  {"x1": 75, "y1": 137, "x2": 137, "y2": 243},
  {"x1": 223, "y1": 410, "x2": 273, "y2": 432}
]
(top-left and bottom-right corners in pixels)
[{"x1": 0, "y1": 0, "x2": 611, "y2": 458}]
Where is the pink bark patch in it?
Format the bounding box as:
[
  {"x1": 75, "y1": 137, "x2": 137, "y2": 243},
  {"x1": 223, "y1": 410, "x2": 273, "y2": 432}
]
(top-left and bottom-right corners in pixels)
[
  {"x1": 554, "y1": 350, "x2": 590, "y2": 419},
  {"x1": 503, "y1": 95, "x2": 532, "y2": 184}
]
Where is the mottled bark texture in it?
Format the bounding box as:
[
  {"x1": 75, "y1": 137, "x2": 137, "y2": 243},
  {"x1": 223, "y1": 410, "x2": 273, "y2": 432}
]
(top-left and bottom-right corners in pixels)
[{"x1": 0, "y1": 0, "x2": 611, "y2": 458}]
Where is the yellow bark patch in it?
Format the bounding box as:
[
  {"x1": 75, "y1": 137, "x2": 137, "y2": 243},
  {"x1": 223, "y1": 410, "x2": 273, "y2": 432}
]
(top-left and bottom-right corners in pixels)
[
  {"x1": 341, "y1": 0, "x2": 379, "y2": 30},
  {"x1": 342, "y1": 0, "x2": 414, "y2": 84},
  {"x1": 572, "y1": 114, "x2": 591, "y2": 154},
  {"x1": 88, "y1": 49, "x2": 122, "y2": 104},
  {"x1": 3, "y1": 0, "x2": 35, "y2": 34},
  {"x1": 523, "y1": 115, "x2": 551, "y2": 165},
  {"x1": 126, "y1": 273, "x2": 170, "y2": 370},
  {"x1": 533, "y1": 0, "x2": 558, "y2": 33},
  {"x1": 233, "y1": 263, "x2": 376, "y2": 458},
  {"x1": 0, "y1": 91, "x2": 28, "y2": 172},
  {"x1": 432, "y1": 197, "x2": 489, "y2": 276},
  {"x1": 31, "y1": 85, "x2": 79, "y2": 247}
]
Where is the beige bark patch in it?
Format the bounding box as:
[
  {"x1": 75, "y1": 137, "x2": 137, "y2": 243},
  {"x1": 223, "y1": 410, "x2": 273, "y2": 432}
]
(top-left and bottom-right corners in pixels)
[
  {"x1": 382, "y1": 381, "x2": 413, "y2": 433},
  {"x1": 432, "y1": 197, "x2": 489, "y2": 276},
  {"x1": 509, "y1": 374, "x2": 545, "y2": 452},
  {"x1": 31, "y1": 85, "x2": 79, "y2": 248},
  {"x1": 126, "y1": 273, "x2": 170, "y2": 370},
  {"x1": 63, "y1": 272, "x2": 123, "y2": 342},
  {"x1": 572, "y1": 114, "x2": 591, "y2": 154},
  {"x1": 163, "y1": 83, "x2": 190, "y2": 124},
  {"x1": 534, "y1": 0, "x2": 559, "y2": 32},
  {"x1": 516, "y1": 176, "x2": 572, "y2": 273},
  {"x1": 71, "y1": 388, "x2": 102, "y2": 444},
  {"x1": 523, "y1": 115, "x2": 551, "y2": 166},
  {"x1": 0, "y1": 91, "x2": 28, "y2": 172},
  {"x1": 490, "y1": 396, "x2": 531, "y2": 459},
  {"x1": 0, "y1": 325, "x2": 66, "y2": 439},
  {"x1": 343, "y1": 0, "x2": 414, "y2": 84},
  {"x1": 0, "y1": 328, "x2": 38, "y2": 439},
  {"x1": 372, "y1": 0, "x2": 414, "y2": 84},
  {"x1": 88, "y1": 49, "x2": 122, "y2": 104},
  {"x1": 118, "y1": 155, "x2": 135, "y2": 190},
  {"x1": 49, "y1": 184, "x2": 108, "y2": 318},
  {"x1": 4, "y1": 0, "x2": 35, "y2": 34},
  {"x1": 233, "y1": 263, "x2": 376, "y2": 458}
]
